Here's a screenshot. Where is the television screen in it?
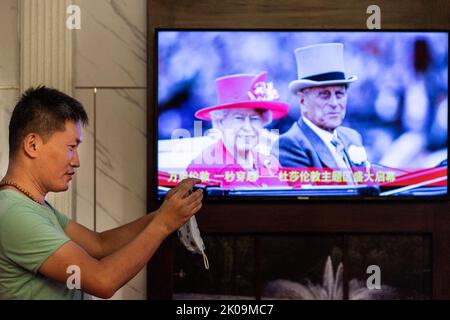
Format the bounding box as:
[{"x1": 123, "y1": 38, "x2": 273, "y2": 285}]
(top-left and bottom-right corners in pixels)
[{"x1": 155, "y1": 30, "x2": 448, "y2": 199}]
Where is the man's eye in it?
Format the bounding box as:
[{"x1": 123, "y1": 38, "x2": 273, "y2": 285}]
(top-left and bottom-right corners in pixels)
[
  {"x1": 234, "y1": 115, "x2": 245, "y2": 120},
  {"x1": 250, "y1": 116, "x2": 261, "y2": 121}
]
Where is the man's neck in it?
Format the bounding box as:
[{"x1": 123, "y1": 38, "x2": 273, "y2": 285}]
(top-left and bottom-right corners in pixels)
[
  {"x1": 302, "y1": 116, "x2": 336, "y2": 137},
  {"x1": 1, "y1": 165, "x2": 47, "y2": 204}
]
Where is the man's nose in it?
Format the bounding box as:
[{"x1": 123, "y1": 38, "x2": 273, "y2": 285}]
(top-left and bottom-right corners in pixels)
[
  {"x1": 328, "y1": 94, "x2": 339, "y2": 108},
  {"x1": 71, "y1": 149, "x2": 81, "y2": 168}
]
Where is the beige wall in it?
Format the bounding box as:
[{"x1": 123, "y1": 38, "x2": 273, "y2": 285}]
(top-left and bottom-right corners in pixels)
[
  {"x1": 0, "y1": 0, "x2": 20, "y2": 177},
  {"x1": 0, "y1": 0, "x2": 148, "y2": 300},
  {"x1": 73, "y1": 0, "x2": 147, "y2": 300}
]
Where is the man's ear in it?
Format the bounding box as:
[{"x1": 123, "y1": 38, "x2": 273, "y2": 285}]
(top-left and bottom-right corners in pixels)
[
  {"x1": 298, "y1": 93, "x2": 309, "y2": 117},
  {"x1": 23, "y1": 133, "x2": 43, "y2": 158},
  {"x1": 298, "y1": 92, "x2": 308, "y2": 117},
  {"x1": 297, "y1": 91, "x2": 305, "y2": 106}
]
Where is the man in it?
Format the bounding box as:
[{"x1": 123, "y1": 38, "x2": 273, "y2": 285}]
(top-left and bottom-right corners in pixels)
[
  {"x1": 273, "y1": 43, "x2": 369, "y2": 171},
  {"x1": 0, "y1": 86, "x2": 203, "y2": 299}
]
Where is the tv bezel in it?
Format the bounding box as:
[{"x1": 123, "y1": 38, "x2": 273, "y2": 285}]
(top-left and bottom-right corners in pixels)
[{"x1": 153, "y1": 28, "x2": 450, "y2": 203}]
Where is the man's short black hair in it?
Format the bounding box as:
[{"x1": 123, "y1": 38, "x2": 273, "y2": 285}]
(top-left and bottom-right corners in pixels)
[{"x1": 9, "y1": 86, "x2": 89, "y2": 158}]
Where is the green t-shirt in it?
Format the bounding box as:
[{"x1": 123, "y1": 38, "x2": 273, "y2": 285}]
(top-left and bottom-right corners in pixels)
[{"x1": 0, "y1": 189, "x2": 87, "y2": 300}]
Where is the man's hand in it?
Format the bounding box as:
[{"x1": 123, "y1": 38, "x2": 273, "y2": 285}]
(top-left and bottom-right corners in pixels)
[{"x1": 153, "y1": 178, "x2": 203, "y2": 235}]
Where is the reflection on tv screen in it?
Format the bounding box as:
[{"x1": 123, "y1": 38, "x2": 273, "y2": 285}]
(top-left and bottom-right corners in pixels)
[{"x1": 156, "y1": 30, "x2": 448, "y2": 199}]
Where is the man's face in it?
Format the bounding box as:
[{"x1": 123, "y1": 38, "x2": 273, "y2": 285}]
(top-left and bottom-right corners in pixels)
[
  {"x1": 217, "y1": 108, "x2": 265, "y2": 155},
  {"x1": 299, "y1": 85, "x2": 348, "y2": 132},
  {"x1": 37, "y1": 121, "x2": 83, "y2": 193}
]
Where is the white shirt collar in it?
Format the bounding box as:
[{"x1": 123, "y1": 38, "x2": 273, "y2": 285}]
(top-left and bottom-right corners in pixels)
[{"x1": 302, "y1": 116, "x2": 337, "y2": 144}]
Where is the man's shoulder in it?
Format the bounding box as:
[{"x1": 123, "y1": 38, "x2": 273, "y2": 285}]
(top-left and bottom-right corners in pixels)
[
  {"x1": 0, "y1": 191, "x2": 46, "y2": 229},
  {"x1": 0, "y1": 191, "x2": 36, "y2": 216},
  {"x1": 279, "y1": 122, "x2": 305, "y2": 143},
  {"x1": 336, "y1": 126, "x2": 363, "y2": 144},
  {"x1": 278, "y1": 121, "x2": 315, "y2": 150},
  {"x1": 337, "y1": 125, "x2": 361, "y2": 135}
]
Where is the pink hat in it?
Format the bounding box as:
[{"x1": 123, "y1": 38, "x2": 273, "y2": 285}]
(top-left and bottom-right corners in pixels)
[{"x1": 195, "y1": 71, "x2": 289, "y2": 121}]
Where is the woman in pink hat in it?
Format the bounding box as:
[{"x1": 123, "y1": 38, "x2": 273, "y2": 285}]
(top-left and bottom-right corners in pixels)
[{"x1": 187, "y1": 71, "x2": 289, "y2": 188}]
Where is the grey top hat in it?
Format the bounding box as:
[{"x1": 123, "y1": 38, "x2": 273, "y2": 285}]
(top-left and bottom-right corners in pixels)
[{"x1": 288, "y1": 43, "x2": 357, "y2": 94}]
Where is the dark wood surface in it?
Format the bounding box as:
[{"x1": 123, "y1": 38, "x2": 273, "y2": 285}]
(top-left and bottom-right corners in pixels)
[
  {"x1": 149, "y1": 0, "x2": 449, "y2": 29},
  {"x1": 194, "y1": 201, "x2": 438, "y2": 233},
  {"x1": 147, "y1": 0, "x2": 450, "y2": 299}
]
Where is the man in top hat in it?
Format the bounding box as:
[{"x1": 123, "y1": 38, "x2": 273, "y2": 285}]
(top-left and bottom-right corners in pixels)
[
  {"x1": 187, "y1": 71, "x2": 289, "y2": 187},
  {"x1": 273, "y1": 43, "x2": 370, "y2": 172}
]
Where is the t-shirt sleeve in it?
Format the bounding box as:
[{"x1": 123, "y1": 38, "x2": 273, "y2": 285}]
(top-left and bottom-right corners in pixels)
[
  {"x1": 51, "y1": 207, "x2": 71, "y2": 230},
  {"x1": 0, "y1": 209, "x2": 71, "y2": 274}
]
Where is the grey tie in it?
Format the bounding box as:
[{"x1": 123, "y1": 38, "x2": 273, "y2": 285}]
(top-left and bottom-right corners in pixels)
[
  {"x1": 331, "y1": 136, "x2": 356, "y2": 184},
  {"x1": 330, "y1": 136, "x2": 351, "y2": 168}
]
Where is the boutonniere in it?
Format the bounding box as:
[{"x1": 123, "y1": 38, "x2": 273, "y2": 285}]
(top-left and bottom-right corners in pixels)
[{"x1": 347, "y1": 145, "x2": 368, "y2": 165}]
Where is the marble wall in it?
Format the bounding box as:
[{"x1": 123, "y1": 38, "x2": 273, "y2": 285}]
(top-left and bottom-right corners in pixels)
[
  {"x1": 0, "y1": 0, "x2": 148, "y2": 300},
  {"x1": 0, "y1": 0, "x2": 19, "y2": 177},
  {"x1": 73, "y1": 0, "x2": 148, "y2": 300},
  {"x1": 0, "y1": 90, "x2": 18, "y2": 178},
  {"x1": 74, "y1": 0, "x2": 147, "y2": 87},
  {"x1": 74, "y1": 88, "x2": 147, "y2": 300}
]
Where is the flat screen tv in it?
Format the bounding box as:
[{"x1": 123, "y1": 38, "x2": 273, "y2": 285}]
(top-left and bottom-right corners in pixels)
[{"x1": 155, "y1": 30, "x2": 448, "y2": 200}]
